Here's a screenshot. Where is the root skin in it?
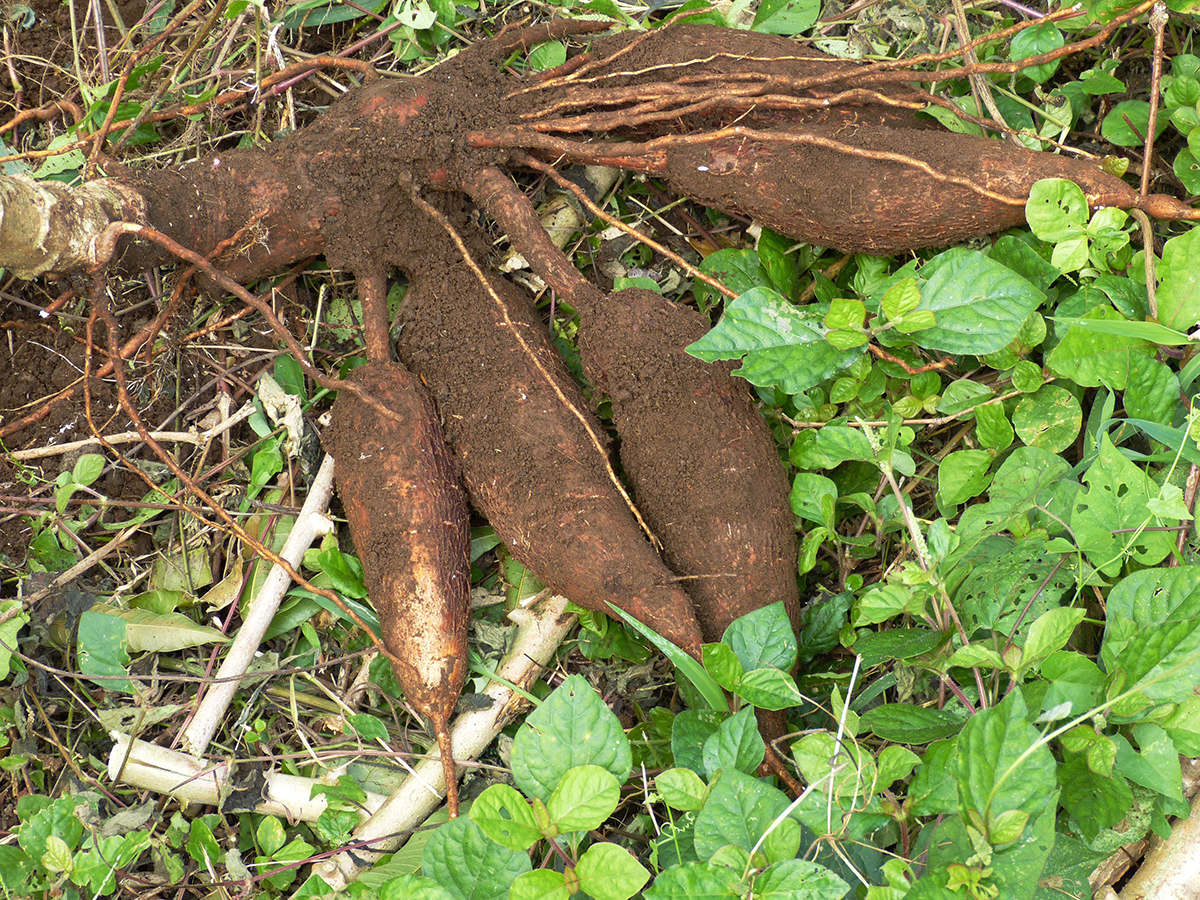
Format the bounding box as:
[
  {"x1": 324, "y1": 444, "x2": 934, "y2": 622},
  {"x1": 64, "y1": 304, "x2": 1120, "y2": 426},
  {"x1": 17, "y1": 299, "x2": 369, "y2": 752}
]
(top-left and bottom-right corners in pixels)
[
  {"x1": 395, "y1": 269, "x2": 705, "y2": 659},
  {"x1": 575, "y1": 288, "x2": 800, "y2": 642},
  {"x1": 323, "y1": 361, "x2": 472, "y2": 817}
]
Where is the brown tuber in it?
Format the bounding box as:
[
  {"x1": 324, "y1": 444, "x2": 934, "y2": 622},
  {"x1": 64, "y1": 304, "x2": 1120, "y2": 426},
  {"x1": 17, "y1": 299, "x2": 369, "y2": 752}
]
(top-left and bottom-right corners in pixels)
[{"x1": 323, "y1": 360, "x2": 472, "y2": 818}]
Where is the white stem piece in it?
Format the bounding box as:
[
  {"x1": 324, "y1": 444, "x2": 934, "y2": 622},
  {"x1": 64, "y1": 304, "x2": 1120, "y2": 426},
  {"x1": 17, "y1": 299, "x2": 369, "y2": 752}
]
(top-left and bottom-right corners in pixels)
[
  {"x1": 105, "y1": 732, "x2": 388, "y2": 822},
  {"x1": 181, "y1": 453, "x2": 337, "y2": 756},
  {"x1": 312, "y1": 593, "x2": 577, "y2": 890}
]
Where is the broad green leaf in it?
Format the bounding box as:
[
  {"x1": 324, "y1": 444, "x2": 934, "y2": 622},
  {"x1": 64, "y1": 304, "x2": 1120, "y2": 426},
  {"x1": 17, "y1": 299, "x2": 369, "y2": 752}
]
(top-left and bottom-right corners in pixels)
[
  {"x1": 527, "y1": 41, "x2": 566, "y2": 71},
  {"x1": 1101, "y1": 100, "x2": 1167, "y2": 147},
  {"x1": 860, "y1": 705, "x2": 964, "y2": 744},
  {"x1": 1040, "y1": 652, "x2": 1105, "y2": 716},
  {"x1": 1156, "y1": 225, "x2": 1200, "y2": 332},
  {"x1": 1125, "y1": 355, "x2": 1180, "y2": 425},
  {"x1": 735, "y1": 667, "x2": 807, "y2": 710},
  {"x1": 1059, "y1": 754, "x2": 1133, "y2": 841},
  {"x1": 378, "y1": 875, "x2": 457, "y2": 900},
  {"x1": 702, "y1": 706, "x2": 765, "y2": 778},
  {"x1": 470, "y1": 784, "x2": 541, "y2": 851},
  {"x1": 1026, "y1": 179, "x2": 1088, "y2": 242},
  {"x1": 150, "y1": 547, "x2": 213, "y2": 593},
  {"x1": 751, "y1": 0, "x2": 819, "y2": 35},
  {"x1": 692, "y1": 768, "x2": 790, "y2": 858},
  {"x1": 703, "y1": 642, "x2": 745, "y2": 693},
  {"x1": 77, "y1": 609, "x2": 133, "y2": 693},
  {"x1": 794, "y1": 731, "x2": 875, "y2": 800},
  {"x1": 422, "y1": 817, "x2": 531, "y2": 900},
  {"x1": 687, "y1": 287, "x2": 863, "y2": 394},
  {"x1": 751, "y1": 859, "x2": 849, "y2": 900},
  {"x1": 508, "y1": 869, "x2": 567, "y2": 900},
  {"x1": 510, "y1": 675, "x2": 632, "y2": 802},
  {"x1": 1110, "y1": 615, "x2": 1200, "y2": 704},
  {"x1": 643, "y1": 861, "x2": 743, "y2": 899},
  {"x1": 910, "y1": 740, "x2": 960, "y2": 816},
  {"x1": 974, "y1": 402, "x2": 1014, "y2": 452},
  {"x1": 1019, "y1": 607, "x2": 1086, "y2": 674},
  {"x1": 693, "y1": 249, "x2": 771, "y2": 312},
  {"x1": 575, "y1": 843, "x2": 651, "y2": 900},
  {"x1": 656, "y1": 767, "x2": 708, "y2": 811},
  {"x1": 547, "y1": 766, "x2": 620, "y2": 832},
  {"x1": 953, "y1": 691, "x2": 1056, "y2": 827},
  {"x1": 0, "y1": 600, "x2": 28, "y2": 680},
  {"x1": 1046, "y1": 307, "x2": 1154, "y2": 389},
  {"x1": 1116, "y1": 724, "x2": 1184, "y2": 800},
  {"x1": 915, "y1": 250, "x2": 1045, "y2": 355},
  {"x1": 672, "y1": 709, "x2": 725, "y2": 775},
  {"x1": 937, "y1": 450, "x2": 994, "y2": 507},
  {"x1": 1106, "y1": 564, "x2": 1200, "y2": 627},
  {"x1": 853, "y1": 628, "x2": 945, "y2": 667},
  {"x1": 1009, "y1": 23, "x2": 1064, "y2": 83},
  {"x1": 1072, "y1": 434, "x2": 1178, "y2": 575},
  {"x1": 723, "y1": 601, "x2": 798, "y2": 672},
  {"x1": 790, "y1": 424, "x2": 874, "y2": 469},
  {"x1": 83, "y1": 605, "x2": 226, "y2": 654},
  {"x1": 1012, "y1": 385, "x2": 1081, "y2": 452}
]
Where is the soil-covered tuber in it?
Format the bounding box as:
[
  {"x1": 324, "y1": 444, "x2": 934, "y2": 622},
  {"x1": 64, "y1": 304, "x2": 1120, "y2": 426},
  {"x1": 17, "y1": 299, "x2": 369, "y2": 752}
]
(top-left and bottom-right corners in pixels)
[{"x1": 323, "y1": 361, "x2": 472, "y2": 817}]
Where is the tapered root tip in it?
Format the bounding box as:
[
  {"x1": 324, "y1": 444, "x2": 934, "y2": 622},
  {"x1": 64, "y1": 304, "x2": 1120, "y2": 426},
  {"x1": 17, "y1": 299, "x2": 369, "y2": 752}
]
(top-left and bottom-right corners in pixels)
[
  {"x1": 1137, "y1": 194, "x2": 1200, "y2": 221},
  {"x1": 436, "y1": 724, "x2": 459, "y2": 819}
]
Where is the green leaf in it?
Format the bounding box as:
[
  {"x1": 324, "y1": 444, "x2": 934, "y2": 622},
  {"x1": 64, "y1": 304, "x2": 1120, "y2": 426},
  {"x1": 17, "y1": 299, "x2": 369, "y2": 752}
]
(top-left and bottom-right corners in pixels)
[
  {"x1": 470, "y1": 784, "x2": 541, "y2": 851},
  {"x1": 1118, "y1": 724, "x2": 1184, "y2": 800},
  {"x1": 953, "y1": 691, "x2": 1056, "y2": 829},
  {"x1": 1046, "y1": 308, "x2": 1154, "y2": 389},
  {"x1": 257, "y1": 816, "x2": 287, "y2": 858},
  {"x1": 693, "y1": 768, "x2": 790, "y2": 858},
  {"x1": 1110, "y1": 615, "x2": 1200, "y2": 705},
  {"x1": 0, "y1": 599, "x2": 29, "y2": 680},
  {"x1": 751, "y1": 0, "x2": 818, "y2": 34},
  {"x1": 1012, "y1": 384, "x2": 1081, "y2": 452},
  {"x1": 1125, "y1": 355, "x2": 1179, "y2": 425},
  {"x1": 693, "y1": 249, "x2": 771, "y2": 313},
  {"x1": 860, "y1": 705, "x2": 964, "y2": 744},
  {"x1": 723, "y1": 601, "x2": 798, "y2": 672},
  {"x1": 825, "y1": 297, "x2": 865, "y2": 332},
  {"x1": 791, "y1": 472, "x2": 837, "y2": 527},
  {"x1": 1041, "y1": 652, "x2": 1105, "y2": 717},
  {"x1": 1156, "y1": 225, "x2": 1200, "y2": 332},
  {"x1": 527, "y1": 41, "x2": 566, "y2": 71},
  {"x1": 915, "y1": 250, "x2": 1046, "y2": 355},
  {"x1": 1019, "y1": 607, "x2": 1086, "y2": 674},
  {"x1": 644, "y1": 861, "x2": 743, "y2": 899},
  {"x1": 1026, "y1": 179, "x2": 1088, "y2": 243},
  {"x1": 378, "y1": 875, "x2": 457, "y2": 900},
  {"x1": 702, "y1": 642, "x2": 745, "y2": 693},
  {"x1": 656, "y1": 768, "x2": 708, "y2": 811},
  {"x1": 687, "y1": 287, "x2": 864, "y2": 394},
  {"x1": 702, "y1": 706, "x2": 765, "y2": 778},
  {"x1": 1072, "y1": 434, "x2": 1178, "y2": 575},
  {"x1": 793, "y1": 731, "x2": 875, "y2": 800},
  {"x1": 77, "y1": 608, "x2": 133, "y2": 693},
  {"x1": 510, "y1": 674, "x2": 633, "y2": 802},
  {"x1": 672, "y1": 709, "x2": 725, "y2": 774},
  {"x1": 547, "y1": 766, "x2": 620, "y2": 832},
  {"x1": 1009, "y1": 23, "x2": 1064, "y2": 83},
  {"x1": 72, "y1": 453, "x2": 105, "y2": 487},
  {"x1": 974, "y1": 403, "x2": 1014, "y2": 452},
  {"x1": 508, "y1": 869, "x2": 568, "y2": 900},
  {"x1": 751, "y1": 859, "x2": 849, "y2": 900},
  {"x1": 1101, "y1": 99, "x2": 1167, "y2": 147},
  {"x1": 84, "y1": 605, "x2": 226, "y2": 653},
  {"x1": 422, "y1": 817, "x2": 532, "y2": 900},
  {"x1": 735, "y1": 667, "x2": 807, "y2": 710},
  {"x1": 853, "y1": 628, "x2": 945, "y2": 668},
  {"x1": 937, "y1": 449, "x2": 994, "y2": 507},
  {"x1": 575, "y1": 843, "x2": 651, "y2": 900}
]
